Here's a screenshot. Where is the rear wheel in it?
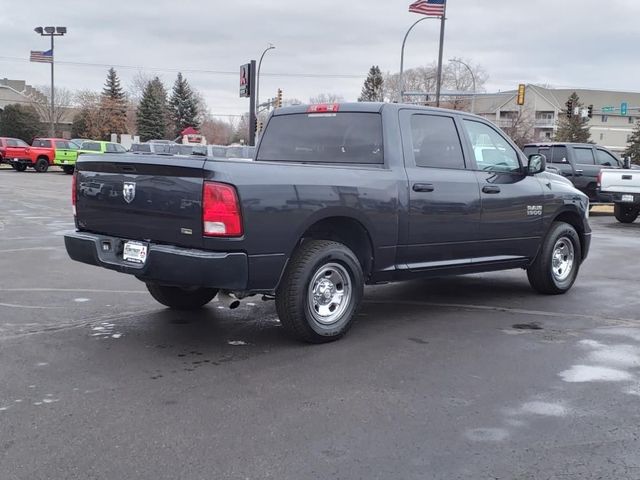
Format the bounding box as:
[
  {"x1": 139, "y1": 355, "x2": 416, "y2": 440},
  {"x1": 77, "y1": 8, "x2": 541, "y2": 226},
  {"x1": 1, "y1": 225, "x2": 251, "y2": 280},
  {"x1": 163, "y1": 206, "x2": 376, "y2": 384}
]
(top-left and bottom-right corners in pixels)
[
  {"x1": 34, "y1": 157, "x2": 49, "y2": 173},
  {"x1": 614, "y1": 203, "x2": 639, "y2": 224},
  {"x1": 146, "y1": 283, "x2": 218, "y2": 310},
  {"x1": 527, "y1": 222, "x2": 581, "y2": 295},
  {"x1": 62, "y1": 166, "x2": 75, "y2": 175},
  {"x1": 276, "y1": 240, "x2": 364, "y2": 343}
]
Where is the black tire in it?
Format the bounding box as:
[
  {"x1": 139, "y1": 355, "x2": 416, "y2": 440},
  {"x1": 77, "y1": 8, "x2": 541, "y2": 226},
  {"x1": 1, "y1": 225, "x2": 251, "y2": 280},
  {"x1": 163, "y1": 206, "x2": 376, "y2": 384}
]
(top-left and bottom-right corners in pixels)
[
  {"x1": 614, "y1": 204, "x2": 639, "y2": 224},
  {"x1": 275, "y1": 240, "x2": 364, "y2": 344},
  {"x1": 62, "y1": 166, "x2": 75, "y2": 175},
  {"x1": 146, "y1": 283, "x2": 218, "y2": 310},
  {"x1": 14, "y1": 163, "x2": 27, "y2": 172},
  {"x1": 34, "y1": 157, "x2": 49, "y2": 173},
  {"x1": 527, "y1": 222, "x2": 582, "y2": 295}
]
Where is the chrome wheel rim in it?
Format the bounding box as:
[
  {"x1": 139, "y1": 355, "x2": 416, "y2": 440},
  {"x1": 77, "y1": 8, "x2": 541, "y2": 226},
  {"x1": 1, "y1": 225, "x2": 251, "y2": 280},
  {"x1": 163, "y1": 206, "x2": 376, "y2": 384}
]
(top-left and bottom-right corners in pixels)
[
  {"x1": 307, "y1": 262, "x2": 351, "y2": 326},
  {"x1": 551, "y1": 236, "x2": 575, "y2": 282}
]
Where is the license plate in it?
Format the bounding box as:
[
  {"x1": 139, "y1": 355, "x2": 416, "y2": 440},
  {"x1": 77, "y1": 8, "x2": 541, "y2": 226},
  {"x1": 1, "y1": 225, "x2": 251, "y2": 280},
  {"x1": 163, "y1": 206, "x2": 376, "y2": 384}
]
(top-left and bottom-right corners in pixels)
[
  {"x1": 622, "y1": 194, "x2": 634, "y2": 203},
  {"x1": 123, "y1": 241, "x2": 148, "y2": 264}
]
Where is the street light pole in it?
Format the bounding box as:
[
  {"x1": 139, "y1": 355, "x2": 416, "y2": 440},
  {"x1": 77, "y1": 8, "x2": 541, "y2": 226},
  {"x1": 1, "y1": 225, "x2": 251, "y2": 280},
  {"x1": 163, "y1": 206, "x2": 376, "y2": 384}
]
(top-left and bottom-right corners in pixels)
[
  {"x1": 449, "y1": 58, "x2": 476, "y2": 113},
  {"x1": 34, "y1": 26, "x2": 66, "y2": 137},
  {"x1": 399, "y1": 17, "x2": 437, "y2": 102},
  {"x1": 256, "y1": 44, "x2": 275, "y2": 117}
]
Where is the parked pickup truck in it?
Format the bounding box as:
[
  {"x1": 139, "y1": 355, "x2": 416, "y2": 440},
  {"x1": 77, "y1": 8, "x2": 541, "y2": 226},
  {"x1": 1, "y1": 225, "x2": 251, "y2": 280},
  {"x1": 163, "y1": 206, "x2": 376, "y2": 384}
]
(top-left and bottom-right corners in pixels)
[
  {"x1": 523, "y1": 142, "x2": 626, "y2": 203},
  {"x1": 599, "y1": 167, "x2": 640, "y2": 223},
  {"x1": 0, "y1": 137, "x2": 31, "y2": 171},
  {"x1": 65, "y1": 103, "x2": 591, "y2": 343},
  {"x1": 12, "y1": 138, "x2": 80, "y2": 174}
]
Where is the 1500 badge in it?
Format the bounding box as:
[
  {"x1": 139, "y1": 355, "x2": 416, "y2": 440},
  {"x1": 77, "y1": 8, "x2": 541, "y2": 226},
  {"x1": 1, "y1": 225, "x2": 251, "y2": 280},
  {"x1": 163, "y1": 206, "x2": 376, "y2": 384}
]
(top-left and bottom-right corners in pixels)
[{"x1": 527, "y1": 205, "x2": 543, "y2": 216}]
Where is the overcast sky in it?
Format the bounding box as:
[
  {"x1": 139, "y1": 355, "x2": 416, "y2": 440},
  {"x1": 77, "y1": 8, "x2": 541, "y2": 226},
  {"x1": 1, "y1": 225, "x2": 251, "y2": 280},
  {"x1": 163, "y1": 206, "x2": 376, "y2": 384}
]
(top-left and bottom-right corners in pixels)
[{"x1": 1, "y1": 0, "x2": 639, "y2": 118}]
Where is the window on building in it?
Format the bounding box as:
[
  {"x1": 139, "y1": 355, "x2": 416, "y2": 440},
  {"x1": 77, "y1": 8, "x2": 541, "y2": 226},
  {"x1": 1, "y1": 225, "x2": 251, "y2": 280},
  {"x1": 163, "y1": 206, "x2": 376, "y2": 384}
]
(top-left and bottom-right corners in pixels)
[
  {"x1": 629, "y1": 117, "x2": 635, "y2": 124},
  {"x1": 600, "y1": 133, "x2": 604, "y2": 141},
  {"x1": 601, "y1": 115, "x2": 608, "y2": 123}
]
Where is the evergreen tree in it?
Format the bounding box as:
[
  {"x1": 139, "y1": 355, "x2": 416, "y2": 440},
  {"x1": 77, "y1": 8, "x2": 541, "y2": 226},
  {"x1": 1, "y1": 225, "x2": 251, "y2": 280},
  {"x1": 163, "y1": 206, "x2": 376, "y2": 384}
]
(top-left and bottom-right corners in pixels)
[
  {"x1": 136, "y1": 77, "x2": 169, "y2": 142},
  {"x1": 358, "y1": 65, "x2": 384, "y2": 102},
  {"x1": 101, "y1": 67, "x2": 128, "y2": 138},
  {"x1": 169, "y1": 72, "x2": 199, "y2": 135},
  {"x1": 553, "y1": 92, "x2": 591, "y2": 143},
  {"x1": 0, "y1": 104, "x2": 42, "y2": 142},
  {"x1": 624, "y1": 120, "x2": 640, "y2": 164}
]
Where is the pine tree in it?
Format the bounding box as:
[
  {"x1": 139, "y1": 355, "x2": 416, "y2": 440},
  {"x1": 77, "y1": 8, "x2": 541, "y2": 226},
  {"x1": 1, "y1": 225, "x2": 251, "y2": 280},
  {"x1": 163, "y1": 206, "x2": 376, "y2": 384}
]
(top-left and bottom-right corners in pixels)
[
  {"x1": 553, "y1": 92, "x2": 591, "y2": 143},
  {"x1": 358, "y1": 66, "x2": 384, "y2": 102},
  {"x1": 0, "y1": 104, "x2": 42, "y2": 142},
  {"x1": 169, "y1": 72, "x2": 199, "y2": 136},
  {"x1": 136, "y1": 77, "x2": 169, "y2": 142},
  {"x1": 624, "y1": 120, "x2": 640, "y2": 164},
  {"x1": 101, "y1": 67, "x2": 128, "y2": 138}
]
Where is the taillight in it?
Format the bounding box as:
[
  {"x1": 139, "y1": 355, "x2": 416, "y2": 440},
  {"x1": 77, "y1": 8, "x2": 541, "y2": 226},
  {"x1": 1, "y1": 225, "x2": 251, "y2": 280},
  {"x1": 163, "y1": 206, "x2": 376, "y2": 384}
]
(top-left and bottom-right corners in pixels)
[
  {"x1": 72, "y1": 171, "x2": 77, "y2": 216},
  {"x1": 202, "y1": 182, "x2": 242, "y2": 237},
  {"x1": 307, "y1": 103, "x2": 340, "y2": 113},
  {"x1": 597, "y1": 171, "x2": 602, "y2": 188}
]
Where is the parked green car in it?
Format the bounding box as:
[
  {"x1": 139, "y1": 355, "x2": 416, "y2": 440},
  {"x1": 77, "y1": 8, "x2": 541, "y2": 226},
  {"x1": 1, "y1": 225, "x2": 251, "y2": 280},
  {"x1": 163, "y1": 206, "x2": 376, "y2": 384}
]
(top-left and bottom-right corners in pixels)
[{"x1": 78, "y1": 141, "x2": 128, "y2": 155}]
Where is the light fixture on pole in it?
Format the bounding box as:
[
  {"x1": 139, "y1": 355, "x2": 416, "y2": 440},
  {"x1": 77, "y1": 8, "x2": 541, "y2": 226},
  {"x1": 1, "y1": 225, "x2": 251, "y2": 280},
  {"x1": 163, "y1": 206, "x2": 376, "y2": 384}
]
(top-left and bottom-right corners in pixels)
[
  {"x1": 34, "y1": 26, "x2": 67, "y2": 137},
  {"x1": 256, "y1": 44, "x2": 275, "y2": 116},
  {"x1": 448, "y1": 58, "x2": 476, "y2": 113},
  {"x1": 399, "y1": 16, "x2": 438, "y2": 103}
]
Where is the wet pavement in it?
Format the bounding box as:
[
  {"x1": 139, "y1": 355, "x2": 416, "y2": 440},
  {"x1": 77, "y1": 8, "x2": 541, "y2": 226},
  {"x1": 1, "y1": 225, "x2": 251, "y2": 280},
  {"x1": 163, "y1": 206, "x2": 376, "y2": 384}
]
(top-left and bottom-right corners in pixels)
[{"x1": 1, "y1": 169, "x2": 640, "y2": 479}]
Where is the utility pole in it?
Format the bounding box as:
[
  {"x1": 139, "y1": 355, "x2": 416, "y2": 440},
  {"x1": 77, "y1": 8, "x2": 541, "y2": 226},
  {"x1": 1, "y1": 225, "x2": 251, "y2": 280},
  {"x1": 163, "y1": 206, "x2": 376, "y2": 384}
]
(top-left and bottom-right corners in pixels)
[
  {"x1": 34, "y1": 26, "x2": 66, "y2": 137},
  {"x1": 434, "y1": 3, "x2": 447, "y2": 108}
]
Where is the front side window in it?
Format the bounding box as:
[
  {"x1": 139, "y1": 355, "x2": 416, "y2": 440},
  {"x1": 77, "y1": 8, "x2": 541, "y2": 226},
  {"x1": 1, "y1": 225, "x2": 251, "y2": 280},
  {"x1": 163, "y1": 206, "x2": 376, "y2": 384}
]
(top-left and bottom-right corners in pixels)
[
  {"x1": 409, "y1": 114, "x2": 465, "y2": 169},
  {"x1": 463, "y1": 120, "x2": 521, "y2": 172},
  {"x1": 574, "y1": 147, "x2": 595, "y2": 165},
  {"x1": 258, "y1": 112, "x2": 383, "y2": 164},
  {"x1": 114, "y1": 144, "x2": 127, "y2": 153},
  {"x1": 105, "y1": 143, "x2": 119, "y2": 153},
  {"x1": 596, "y1": 149, "x2": 619, "y2": 167}
]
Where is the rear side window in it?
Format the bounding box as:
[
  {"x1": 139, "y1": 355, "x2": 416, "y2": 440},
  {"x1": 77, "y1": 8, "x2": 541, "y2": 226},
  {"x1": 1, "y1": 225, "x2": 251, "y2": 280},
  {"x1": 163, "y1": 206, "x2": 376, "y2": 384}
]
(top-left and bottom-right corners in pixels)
[
  {"x1": 33, "y1": 139, "x2": 51, "y2": 148},
  {"x1": 550, "y1": 146, "x2": 568, "y2": 163},
  {"x1": 409, "y1": 114, "x2": 465, "y2": 169},
  {"x1": 83, "y1": 142, "x2": 102, "y2": 151},
  {"x1": 257, "y1": 112, "x2": 383, "y2": 164},
  {"x1": 574, "y1": 147, "x2": 595, "y2": 165},
  {"x1": 131, "y1": 144, "x2": 151, "y2": 153},
  {"x1": 6, "y1": 139, "x2": 18, "y2": 147},
  {"x1": 522, "y1": 146, "x2": 538, "y2": 157}
]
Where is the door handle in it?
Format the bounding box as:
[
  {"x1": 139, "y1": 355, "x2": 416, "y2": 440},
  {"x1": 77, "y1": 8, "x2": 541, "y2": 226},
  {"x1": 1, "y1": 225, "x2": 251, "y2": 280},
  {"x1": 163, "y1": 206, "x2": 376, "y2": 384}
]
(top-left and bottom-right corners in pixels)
[
  {"x1": 574, "y1": 169, "x2": 584, "y2": 175},
  {"x1": 482, "y1": 185, "x2": 501, "y2": 194},
  {"x1": 413, "y1": 183, "x2": 435, "y2": 192}
]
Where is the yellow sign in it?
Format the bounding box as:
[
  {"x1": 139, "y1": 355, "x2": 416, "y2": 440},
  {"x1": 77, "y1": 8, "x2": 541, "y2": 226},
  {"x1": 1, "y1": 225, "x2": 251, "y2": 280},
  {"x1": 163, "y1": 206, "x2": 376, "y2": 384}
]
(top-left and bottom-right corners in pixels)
[{"x1": 517, "y1": 84, "x2": 526, "y2": 106}]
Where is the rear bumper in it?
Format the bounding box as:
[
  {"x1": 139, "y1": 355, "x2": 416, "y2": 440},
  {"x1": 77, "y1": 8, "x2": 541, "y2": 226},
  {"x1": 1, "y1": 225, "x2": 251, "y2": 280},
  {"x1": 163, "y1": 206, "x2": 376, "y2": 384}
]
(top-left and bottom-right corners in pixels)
[
  {"x1": 64, "y1": 231, "x2": 248, "y2": 290},
  {"x1": 599, "y1": 190, "x2": 640, "y2": 205}
]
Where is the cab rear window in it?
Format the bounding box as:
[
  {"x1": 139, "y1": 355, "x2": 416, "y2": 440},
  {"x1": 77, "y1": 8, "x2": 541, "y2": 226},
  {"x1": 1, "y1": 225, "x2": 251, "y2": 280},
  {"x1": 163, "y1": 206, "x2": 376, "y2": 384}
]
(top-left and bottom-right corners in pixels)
[
  {"x1": 257, "y1": 112, "x2": 383, "y2": 164},
  {"x1": 32, "y1": 139, "x2": 51, "y2": 148}
]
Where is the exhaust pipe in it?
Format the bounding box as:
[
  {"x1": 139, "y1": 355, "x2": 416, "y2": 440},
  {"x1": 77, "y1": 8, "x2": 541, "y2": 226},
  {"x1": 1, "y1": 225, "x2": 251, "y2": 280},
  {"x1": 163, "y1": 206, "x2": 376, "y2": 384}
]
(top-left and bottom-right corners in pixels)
[{"x1": 217, "y1": 291, "x2": 240, "y2": 310}]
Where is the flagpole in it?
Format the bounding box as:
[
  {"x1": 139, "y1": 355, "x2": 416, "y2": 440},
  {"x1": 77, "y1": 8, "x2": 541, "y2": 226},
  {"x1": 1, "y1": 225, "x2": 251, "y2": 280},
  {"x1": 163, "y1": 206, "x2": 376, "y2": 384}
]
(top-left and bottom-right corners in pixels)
[
  {"x1": 50, "y1": 34, "x2": 55, "y2": 137},
  {"x1": 434, "y1": 1, "x2": 447, "y2": 107}
]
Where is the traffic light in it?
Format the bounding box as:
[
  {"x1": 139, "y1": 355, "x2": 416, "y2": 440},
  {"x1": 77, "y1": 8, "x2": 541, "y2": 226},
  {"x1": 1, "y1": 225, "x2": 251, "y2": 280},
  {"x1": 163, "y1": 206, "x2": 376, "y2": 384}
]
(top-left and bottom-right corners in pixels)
[
  {"x1": 587, "y1": 104, "x2": 593, "y2": 119},
  {"x1": 566, "y1": 99, "x2": 573, "y2": 118},
  {"x1": 276, "y1": 88, "x2": 283, "y2": 108}
]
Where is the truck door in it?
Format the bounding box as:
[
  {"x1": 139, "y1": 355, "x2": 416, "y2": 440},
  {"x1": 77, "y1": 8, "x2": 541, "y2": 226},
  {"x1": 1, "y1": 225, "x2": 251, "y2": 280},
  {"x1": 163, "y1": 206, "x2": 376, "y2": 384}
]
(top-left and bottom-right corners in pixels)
[
  {"x1": 571, "y1": 146, "x2": 600, "y2": 200},
  {"x1": 399, "y1": 111, "x2": 481, "y2": 270},
  {"x1": 54, "y1": 140, "x2": 73, "y2": 164},
  {"x1": 460, "y1": 119, "x2": 544, "y2": 260}
]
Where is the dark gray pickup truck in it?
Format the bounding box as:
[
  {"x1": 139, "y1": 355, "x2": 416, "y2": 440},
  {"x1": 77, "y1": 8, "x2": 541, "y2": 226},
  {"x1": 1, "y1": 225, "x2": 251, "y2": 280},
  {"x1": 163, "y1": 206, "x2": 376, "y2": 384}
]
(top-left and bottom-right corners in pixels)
[{"x1": 65, "y1": 103, "x2": 591, "y2": 343}]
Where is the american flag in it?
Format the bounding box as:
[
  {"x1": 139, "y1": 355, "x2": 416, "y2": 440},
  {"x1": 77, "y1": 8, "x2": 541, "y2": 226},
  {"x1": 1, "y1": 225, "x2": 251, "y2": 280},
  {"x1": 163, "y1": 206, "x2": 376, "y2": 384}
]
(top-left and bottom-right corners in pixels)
[
  {"x1": 30, "y1": 49, "x2": 53, "y2": 63},
  {"x1": 409, "y1": 0, "x2": 446, "y2": 17}
]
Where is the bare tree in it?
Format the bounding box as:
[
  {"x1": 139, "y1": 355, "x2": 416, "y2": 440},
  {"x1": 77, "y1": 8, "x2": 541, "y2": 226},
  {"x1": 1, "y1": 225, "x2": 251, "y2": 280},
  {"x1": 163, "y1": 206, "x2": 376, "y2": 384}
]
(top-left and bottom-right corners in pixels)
[
  {"x1": 128, "y1": 71, "x2": 154, "y2": 102},
  {"x1": 309, "y1": 93, "x2": 345, "y2": 104},
  {"x1": 33, "y1": 86, "x2": 74, "y2": 132},
  {"x1": 200, "y1": 116, "x2": 235, "y2": 145},
  {"x1": 500, "y1": 108, "x2": 536, "y2": 149}
]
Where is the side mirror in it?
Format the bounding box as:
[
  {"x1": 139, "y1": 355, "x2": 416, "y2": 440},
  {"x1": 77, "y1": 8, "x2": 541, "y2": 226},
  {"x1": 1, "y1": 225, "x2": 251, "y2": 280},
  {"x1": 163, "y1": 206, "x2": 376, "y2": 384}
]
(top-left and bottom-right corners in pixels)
[
  {"x1": 527, "y1": 153, "x2": 546, "y2": 175},
  {"x1": 623, "y1": 156, "x2": 632, "y2": 169}
]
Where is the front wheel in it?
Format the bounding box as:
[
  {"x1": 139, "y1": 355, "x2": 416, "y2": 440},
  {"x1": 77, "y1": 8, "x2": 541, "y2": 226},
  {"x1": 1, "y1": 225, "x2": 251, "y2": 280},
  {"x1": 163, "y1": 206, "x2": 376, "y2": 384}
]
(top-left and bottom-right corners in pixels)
[
  {"x1": 62, "y1": 166, "x2": 75, "y2": 175},
  {"x1": 276, "y1": 240, "x2": 364, "y2": 343},
  {"x1": 614, "y1": 204, "x2": 639, "y2": 224},
  {"x1": 527, "y1": 222, "x2": 582, "y2": 295},
  {"x1": 146, "y1": 283, "x2": 218, "y2": 310},
  {"x1": 14, "y1": 163, "x2": 27, "y2": 172}
]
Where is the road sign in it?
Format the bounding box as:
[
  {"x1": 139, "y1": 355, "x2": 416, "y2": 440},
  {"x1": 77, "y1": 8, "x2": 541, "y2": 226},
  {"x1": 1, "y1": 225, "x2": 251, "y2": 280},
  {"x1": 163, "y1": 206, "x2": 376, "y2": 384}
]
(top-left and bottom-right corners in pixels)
[
  {"x1": 602, "y1": 106, "x2": 615, "y2": 113},
  {"x1": 621, "y1": 102, "x2": 628, "y2": 116},
  {"x1": 239, "y1": 63, "x2": 251, "y2": 98}
]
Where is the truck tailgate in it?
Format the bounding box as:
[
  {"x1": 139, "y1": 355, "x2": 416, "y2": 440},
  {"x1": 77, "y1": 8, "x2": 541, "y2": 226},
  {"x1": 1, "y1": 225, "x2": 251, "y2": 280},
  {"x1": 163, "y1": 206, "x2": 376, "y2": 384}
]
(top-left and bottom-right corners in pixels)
[
  {"x1": 75, "y1": 155, "x2": 207, "y2": 249},
  {"x1": 600, "y1": 169, "x2": 640, "y2": 193}
]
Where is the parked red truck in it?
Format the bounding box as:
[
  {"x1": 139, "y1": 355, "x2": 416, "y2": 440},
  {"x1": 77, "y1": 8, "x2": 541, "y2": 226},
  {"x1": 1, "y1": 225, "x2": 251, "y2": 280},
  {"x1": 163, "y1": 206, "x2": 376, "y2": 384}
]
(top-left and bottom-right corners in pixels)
[{"x1": 0, "y1": 137, "x2": 31, "y2": 171}]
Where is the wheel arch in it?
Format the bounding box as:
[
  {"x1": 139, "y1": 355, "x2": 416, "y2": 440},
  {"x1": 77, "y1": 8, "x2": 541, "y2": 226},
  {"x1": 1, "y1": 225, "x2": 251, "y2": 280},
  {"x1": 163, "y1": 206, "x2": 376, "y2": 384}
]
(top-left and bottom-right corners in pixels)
[{"x1": 550, "y1": 208, "x2": 587, "y2": 259}]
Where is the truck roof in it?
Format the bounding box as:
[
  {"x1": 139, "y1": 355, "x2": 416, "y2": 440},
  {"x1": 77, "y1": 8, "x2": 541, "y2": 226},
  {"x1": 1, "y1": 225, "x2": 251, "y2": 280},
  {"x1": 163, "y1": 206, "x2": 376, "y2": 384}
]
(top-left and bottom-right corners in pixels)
[{"x1": 274, "y1": 102, "x2": 485, "y2": 119}]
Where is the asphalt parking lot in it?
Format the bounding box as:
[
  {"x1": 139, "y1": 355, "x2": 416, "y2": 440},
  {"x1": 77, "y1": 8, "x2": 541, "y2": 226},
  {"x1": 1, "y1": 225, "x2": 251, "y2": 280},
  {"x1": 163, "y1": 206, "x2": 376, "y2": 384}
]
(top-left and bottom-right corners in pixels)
[{"x1": 2, "y1": 168, "x2": 640, "y2": 480}]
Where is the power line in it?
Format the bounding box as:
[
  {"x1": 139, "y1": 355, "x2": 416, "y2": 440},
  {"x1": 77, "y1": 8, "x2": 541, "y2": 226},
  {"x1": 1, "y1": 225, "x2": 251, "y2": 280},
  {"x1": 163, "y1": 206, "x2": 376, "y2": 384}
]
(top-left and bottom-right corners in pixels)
[{"x1": 0, "y1": 55, "x2": 363, "y2": 79}]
